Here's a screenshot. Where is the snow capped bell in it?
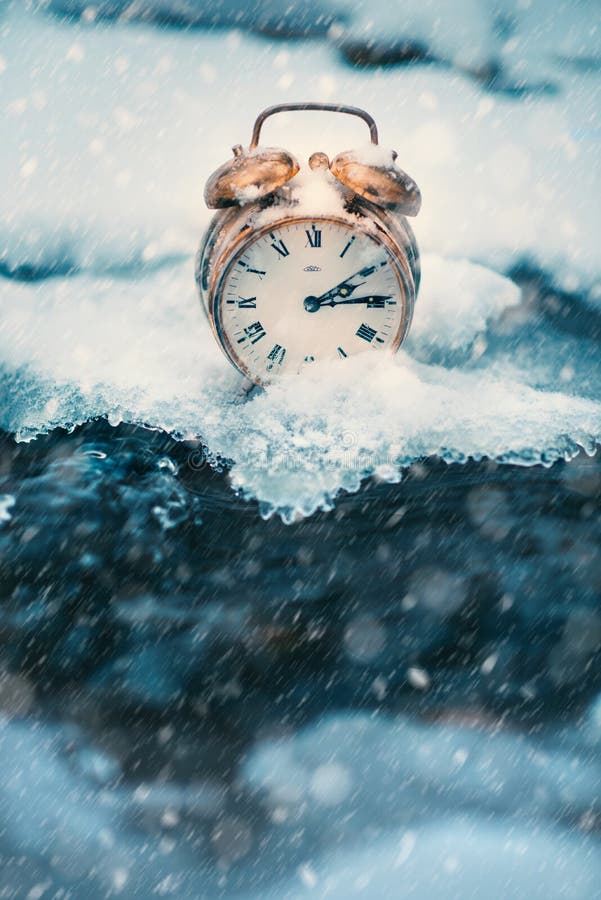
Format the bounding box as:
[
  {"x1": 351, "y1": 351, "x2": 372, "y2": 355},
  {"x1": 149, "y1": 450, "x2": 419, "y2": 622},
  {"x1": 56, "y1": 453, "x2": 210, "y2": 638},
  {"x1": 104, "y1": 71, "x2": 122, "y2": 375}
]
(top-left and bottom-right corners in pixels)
[
  {"x1": 204, "y1": 144, "x2": 300, "y2": 208},
  {"x1": 329, "y1": 148, "x2": 421, "y2": 216}
]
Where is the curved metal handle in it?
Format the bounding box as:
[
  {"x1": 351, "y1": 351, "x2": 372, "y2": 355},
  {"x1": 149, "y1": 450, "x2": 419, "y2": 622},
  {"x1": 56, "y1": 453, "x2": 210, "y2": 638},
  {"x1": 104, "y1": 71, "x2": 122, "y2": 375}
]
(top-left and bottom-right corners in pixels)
[{"x1": 249, "y1": 102, "x2": 379, "y2": 150}]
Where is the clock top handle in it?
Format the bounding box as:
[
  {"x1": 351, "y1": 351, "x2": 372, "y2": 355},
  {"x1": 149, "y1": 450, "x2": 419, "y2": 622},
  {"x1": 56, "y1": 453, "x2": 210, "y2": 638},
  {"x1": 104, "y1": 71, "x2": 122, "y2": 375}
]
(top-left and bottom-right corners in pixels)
[{"x1": 249, "y1": 103, "x2": 379, "y2": 150}]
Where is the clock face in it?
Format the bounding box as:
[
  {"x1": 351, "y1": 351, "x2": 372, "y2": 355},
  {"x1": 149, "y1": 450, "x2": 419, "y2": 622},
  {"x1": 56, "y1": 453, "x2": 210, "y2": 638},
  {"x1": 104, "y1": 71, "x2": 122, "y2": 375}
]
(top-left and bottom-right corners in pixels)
[{"x1": 214, "y1": 217, "x2": 408, "y2": 383}]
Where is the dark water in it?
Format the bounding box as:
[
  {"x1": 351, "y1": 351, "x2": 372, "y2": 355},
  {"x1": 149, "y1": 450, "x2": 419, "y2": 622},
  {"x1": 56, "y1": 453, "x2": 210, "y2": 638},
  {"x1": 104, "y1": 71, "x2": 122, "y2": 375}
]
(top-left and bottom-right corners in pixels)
[
  {"x1": 0, "y1": 421, "x2": 599, "y2": 896},
  {"x1": 1, "y1": 421, "x2": 600, "y2": 720}
]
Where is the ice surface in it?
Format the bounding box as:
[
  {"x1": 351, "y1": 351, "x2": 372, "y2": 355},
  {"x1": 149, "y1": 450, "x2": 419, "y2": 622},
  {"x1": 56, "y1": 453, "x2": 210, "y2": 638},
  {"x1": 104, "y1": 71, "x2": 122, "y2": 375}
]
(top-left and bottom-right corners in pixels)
[
  {"x1": 2, "y1": 253, "x2": 598, "y2": 519},
  {"x1": 1, "y1": 707, "x2": 598, "y2": 898},
  {"x1": 0, "y1": 2, "x2": 600, "y2": 519},
  {"x1": 1, "y1": 4, "x2": 600, "y2": 294},
  {"x1": 240, "y1": 712, "x2": 601, "y2": 899},
  {"x1": 243, "y1": 819, "x2": 599, "y2": 899}
]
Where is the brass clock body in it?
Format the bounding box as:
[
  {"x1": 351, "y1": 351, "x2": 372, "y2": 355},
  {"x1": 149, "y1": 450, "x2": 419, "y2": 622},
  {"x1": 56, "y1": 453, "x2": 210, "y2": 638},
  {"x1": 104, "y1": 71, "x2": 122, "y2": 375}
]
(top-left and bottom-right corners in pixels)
[{"x1": 196, "y1": 103, "x2": 421, "y2": 386}]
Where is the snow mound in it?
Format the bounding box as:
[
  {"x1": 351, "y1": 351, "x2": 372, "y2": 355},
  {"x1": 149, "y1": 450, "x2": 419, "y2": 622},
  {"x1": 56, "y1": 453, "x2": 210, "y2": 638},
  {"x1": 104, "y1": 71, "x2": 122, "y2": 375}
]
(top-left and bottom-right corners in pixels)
[
  {"x1": 241, "y1": 711, "x2": 601, "y2": 898},
  {"x1": 1, "y1": 4, "x2": 600, "y2": 297},
  {"x1": 1, "y1": 255, "x2": 599, "y2": 520}
]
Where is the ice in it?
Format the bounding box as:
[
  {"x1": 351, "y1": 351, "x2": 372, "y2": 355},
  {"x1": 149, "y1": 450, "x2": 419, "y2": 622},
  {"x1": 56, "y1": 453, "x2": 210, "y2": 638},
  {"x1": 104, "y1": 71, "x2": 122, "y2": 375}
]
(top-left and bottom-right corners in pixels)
[
  {"x1": 240, "y1": 711, "x2": 601, "y2": 898},
  {"x1": 1, "y1": 3, "x2": 600, "y2": 295},
  {"x1": 242, "y1": 819, "x2": 599, "y2": 899},
  {"x1": 3, "y1": 709, "x2": 596, "y2": 898},
  {"x1": 186, "y1": 354, "x2": 601, "y2": 520},
  {"x1": 2, "y1": 253, "x2": 598, "y2": 518},
  {"x1": 335, "y1": 0, "x2": 498, "y2": 74},
  {"x1": 0, "y1": 2, "x2": 600, "y2": 519}
]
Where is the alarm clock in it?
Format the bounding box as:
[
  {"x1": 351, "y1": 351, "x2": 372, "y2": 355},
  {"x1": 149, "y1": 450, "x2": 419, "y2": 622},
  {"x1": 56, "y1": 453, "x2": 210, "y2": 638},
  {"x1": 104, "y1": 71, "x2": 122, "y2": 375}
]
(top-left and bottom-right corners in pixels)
[{"x1": 196, "y1": 102, "x2": 421, "y2": 386}]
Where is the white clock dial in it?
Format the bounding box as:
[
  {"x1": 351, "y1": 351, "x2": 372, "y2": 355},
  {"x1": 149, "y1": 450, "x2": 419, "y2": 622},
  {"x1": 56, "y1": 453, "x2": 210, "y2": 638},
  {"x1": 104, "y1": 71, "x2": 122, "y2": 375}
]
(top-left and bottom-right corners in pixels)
[{"x1": 215, "y1": 218, "x2": 408, "y2": 383}]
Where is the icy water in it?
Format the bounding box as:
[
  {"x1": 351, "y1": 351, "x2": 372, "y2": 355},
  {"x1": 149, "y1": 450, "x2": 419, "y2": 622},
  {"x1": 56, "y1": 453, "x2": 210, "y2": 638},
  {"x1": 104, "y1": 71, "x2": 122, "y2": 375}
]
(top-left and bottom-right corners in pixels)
[{"x1": 1, "y1": 1, "x2": 601, "y2": 897}]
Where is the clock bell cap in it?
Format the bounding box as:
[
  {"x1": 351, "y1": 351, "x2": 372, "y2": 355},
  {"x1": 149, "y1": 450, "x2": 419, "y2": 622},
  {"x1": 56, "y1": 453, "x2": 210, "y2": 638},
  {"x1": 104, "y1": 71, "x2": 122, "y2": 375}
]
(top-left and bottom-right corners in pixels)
[
  {"x1": 330, "y1": 148, "x2": 421, "y2": 216},
  {"x1": 204, "y1": 146, "x2": 300, "y2": 208}
]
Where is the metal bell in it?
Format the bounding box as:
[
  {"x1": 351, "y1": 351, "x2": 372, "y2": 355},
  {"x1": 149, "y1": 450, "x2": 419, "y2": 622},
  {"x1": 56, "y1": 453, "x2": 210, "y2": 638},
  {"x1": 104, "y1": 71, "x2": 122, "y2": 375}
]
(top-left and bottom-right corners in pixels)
[
  {"x1": 204, "y1": 144, "x2": 300, "y2": 209},
  {"x1": 329, "y1": 149, "x2": 421, "y2": 216}
]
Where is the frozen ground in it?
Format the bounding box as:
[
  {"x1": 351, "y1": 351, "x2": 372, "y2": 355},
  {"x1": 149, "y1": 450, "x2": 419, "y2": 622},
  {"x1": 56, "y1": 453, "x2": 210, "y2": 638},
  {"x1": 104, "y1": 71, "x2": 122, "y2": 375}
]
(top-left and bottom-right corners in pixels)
[
  {"x1": 1, "y1": 1, "x2": 600, "y2": 516},
  {"x1": 0, "y1": 1, "x2": 600, "y2": 897}
]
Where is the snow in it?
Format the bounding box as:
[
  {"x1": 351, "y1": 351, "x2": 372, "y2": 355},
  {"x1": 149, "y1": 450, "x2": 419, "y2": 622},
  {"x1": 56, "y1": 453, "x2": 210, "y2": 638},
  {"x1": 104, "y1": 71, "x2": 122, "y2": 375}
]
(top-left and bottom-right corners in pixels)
[
  {"x1": 1, "y1": 3, "x2": 600, "y2": 292},
  {"x1": 0, "y1": 494, "x2": 16, "y2": 524},
  {"x1": 2, "y1": 251, "x2": 598, "y2": 519},
  {"x1": 407, "y1": 253, "x2": 520, "y2": 351},
  {"x1": 0, "y1": 1, "x2": 599, "y2": 521},
  {"x1": 1, "y1": 706, "x2": 598, "y2": 898},
  {"x1": 0, "y1": 4, "x2": 599, "y2": 895},
  {"x1": 0, "y1": 0, "x2": 601, "y2": 900},
  {"x1": 242, "y1": 712, "x2": 601, "y2": 829},
  {"x1": 245, "y1": 820, "x2": 599, "y2": 899},
  {"x1": 335, "y1": 0, "x2": 498, "y2": 74},
  {"x1": 240, "y1": 711, "x2": 601, "y2": 898}
]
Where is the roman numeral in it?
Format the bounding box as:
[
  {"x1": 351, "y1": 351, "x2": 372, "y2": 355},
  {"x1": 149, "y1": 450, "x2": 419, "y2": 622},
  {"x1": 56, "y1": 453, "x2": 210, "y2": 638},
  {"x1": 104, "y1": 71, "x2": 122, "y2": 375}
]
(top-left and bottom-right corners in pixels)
[
  {"x1": 237, "y1": 260, "x2": 266, "y2": 277},
  {"x1": 340, "y1": 236, "x2": 355, "y2": 258},
  {"x1": 337, "y1": 347, "x2": 348, "y2": 358},
  {"x1": 227, "y1": 296, "x2": 257, "y2": 308},
  {"x1": 238, "y1": 321, "x2": 266, "y2": 344},
  {"x1": 356, "y1": 323, "x2": 377, "y2": 343},
  {"x1": 266, "y1": 343, "x2": 286, "y2": 370},
  {"x1": 270, "y1": 233, "x2": 289, "y2": 258},
  {"x1": 305, "y1": 226, "x2": 322, "y2": 248}
]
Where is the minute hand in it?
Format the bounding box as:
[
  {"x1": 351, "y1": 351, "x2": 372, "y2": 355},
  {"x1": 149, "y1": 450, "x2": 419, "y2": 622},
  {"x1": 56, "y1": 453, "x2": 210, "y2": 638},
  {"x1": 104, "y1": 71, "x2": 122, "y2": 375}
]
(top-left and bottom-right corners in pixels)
[
  {"x1": 315, "y1": 265, "x2": 378, "y2": 303},
  {"x1": 319, "y1": 294, "x2": 392, "y2": 308}
]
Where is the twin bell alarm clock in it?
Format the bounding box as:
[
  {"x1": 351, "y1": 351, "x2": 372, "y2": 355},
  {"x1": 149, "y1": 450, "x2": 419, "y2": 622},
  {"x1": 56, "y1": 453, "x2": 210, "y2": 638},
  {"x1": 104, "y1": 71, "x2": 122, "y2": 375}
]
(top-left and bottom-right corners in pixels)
[{"x1": 196, "y1": 102, "x2": 421, "y2": 385}]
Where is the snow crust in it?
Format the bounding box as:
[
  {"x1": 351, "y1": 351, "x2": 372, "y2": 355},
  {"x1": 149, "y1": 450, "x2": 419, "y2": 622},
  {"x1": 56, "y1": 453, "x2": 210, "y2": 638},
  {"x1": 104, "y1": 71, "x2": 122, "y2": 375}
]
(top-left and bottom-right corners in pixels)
[
  {"x1": 2, "y1": 252, "x2": 598, "y2": 519},
  {"x1": 0, "y1": 3, "x2": 600, "y2": 518},
  {"x1": 1, "y1": 4, "x2": 600, "y2": 294},
  {"x1": 242, "y1": 711, "x2": 601, "y2": 898},
  {"x1": 239, "y1": 711, "x2": 601, "y2": 897},
  {"x1": 2, "y1": 705, "x2": 599, "y2": 898}
]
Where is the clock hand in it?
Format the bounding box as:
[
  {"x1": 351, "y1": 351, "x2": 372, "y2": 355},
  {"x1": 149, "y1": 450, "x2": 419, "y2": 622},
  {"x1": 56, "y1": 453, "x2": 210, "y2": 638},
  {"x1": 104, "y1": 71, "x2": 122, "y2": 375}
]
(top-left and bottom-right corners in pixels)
[
  {"x1": 320, "y1": 264, "x2": 379, "y2": 301},
  {"x1": 304, "y1": 264, "x2": 380, "y2": 312},
  {"x1": 306, "y1": 295, "x2": 393, "y2": 312}
]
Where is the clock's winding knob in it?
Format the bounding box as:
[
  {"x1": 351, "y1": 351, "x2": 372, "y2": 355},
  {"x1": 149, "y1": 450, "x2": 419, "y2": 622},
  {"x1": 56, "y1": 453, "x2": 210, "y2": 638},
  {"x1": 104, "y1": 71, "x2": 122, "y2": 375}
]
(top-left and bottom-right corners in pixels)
[{"x1": 308, "y1": 152, "x2": 330, "y2": 170}]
